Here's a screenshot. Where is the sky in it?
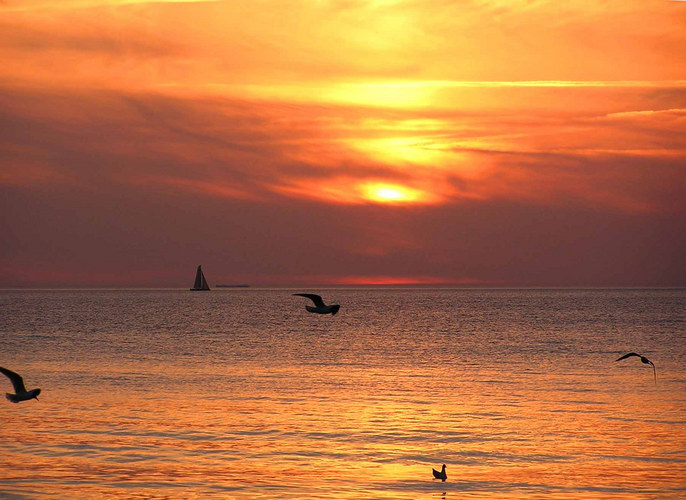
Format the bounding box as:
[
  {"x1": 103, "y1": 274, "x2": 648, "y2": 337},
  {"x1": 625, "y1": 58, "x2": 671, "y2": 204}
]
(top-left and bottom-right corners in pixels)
[{"x1": 1, "y1": 0, "x2": 685, "y2": 287}]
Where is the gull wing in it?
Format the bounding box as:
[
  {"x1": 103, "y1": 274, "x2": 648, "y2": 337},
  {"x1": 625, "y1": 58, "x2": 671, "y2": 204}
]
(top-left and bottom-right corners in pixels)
[
  {"x1": 615, "y1": 352, "x2": 641, "y2": 362},
  {"x1": 293, "y1": 293, "x2": 326, "y2": 307},
  {"x1": 0, "y1": 367, "x2": 27, "y2": 393}
]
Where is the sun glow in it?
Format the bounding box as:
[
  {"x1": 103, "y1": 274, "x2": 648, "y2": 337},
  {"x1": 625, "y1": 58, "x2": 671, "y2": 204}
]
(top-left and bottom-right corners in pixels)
[
  {"x1": 272, "y1": 177, "x2": 446, "y2": 205},
  {"x1": 361, "y1": 183, "x2": 422, "y2": 204},
  {"x1": 376, "y1": 187, "x2": 404, "y2": 200}
]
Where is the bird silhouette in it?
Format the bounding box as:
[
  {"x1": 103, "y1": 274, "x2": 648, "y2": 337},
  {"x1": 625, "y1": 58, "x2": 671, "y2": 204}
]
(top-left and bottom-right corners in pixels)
[
  {"x1": 615, "y1": 352, "x2": 656, "y2": 383},
  {"x1": 0, "y1": 367, "x2": 41, "y2": 403},
  {"x1": 292, "y1": 293, "x2": 340, "y2": 315},
  {"x1": 432, "y1": 463, "x2": 447, "y2": 482}
]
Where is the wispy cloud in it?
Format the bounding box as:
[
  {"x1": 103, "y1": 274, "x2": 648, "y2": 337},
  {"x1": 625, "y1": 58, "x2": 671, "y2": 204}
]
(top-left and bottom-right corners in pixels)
[
  {"x1": 1, "y1": 0, "x2": 219, "y2": 13},
  {"x1": 2, "y1": 83, "x2": 683, "y2": 213}
]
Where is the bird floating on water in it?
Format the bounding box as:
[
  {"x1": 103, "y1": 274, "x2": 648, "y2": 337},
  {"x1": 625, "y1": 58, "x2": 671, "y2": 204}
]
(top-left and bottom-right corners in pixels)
[
  {"x1": 292, "y1": 293, "x2": 340, "y2": 315},
  {"x1": 615, "y1": 352, "x2": 656, "y2": 383},
  {"x1": 432, "y1": 463, "x2": 447, "y2": 482},
  {"x1": 0, "y1": 366, "x2": 41, "y2": 403}
]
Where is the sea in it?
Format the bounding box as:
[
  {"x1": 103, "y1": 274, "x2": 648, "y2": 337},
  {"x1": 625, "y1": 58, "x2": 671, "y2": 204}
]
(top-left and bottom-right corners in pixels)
[{"x1": 0, "y1": 288, "x2": 684, "y2": 499}]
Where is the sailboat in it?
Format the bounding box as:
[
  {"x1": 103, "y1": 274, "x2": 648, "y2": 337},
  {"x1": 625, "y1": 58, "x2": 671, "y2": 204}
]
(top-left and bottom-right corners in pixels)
[{"x1": 190, "y1": 265, "x2": 211, "y2": 291}]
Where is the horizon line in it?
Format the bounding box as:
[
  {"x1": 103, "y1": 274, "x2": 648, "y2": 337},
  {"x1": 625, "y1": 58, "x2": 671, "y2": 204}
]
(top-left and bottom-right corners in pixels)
[{"x1": 1, "y1": 285, "x2": 684, "y2": 291}]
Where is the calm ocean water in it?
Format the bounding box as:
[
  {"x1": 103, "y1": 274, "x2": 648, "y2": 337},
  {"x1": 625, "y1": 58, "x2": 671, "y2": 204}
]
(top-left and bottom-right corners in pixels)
[{"x1": 0, "y1": 288, "x2": 684, "y2": 499}]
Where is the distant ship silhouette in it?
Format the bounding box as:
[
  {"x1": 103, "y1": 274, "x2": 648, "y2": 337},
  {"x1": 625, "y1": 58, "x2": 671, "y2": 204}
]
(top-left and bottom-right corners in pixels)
[{"x1": 190, "y1": 265, "x2": 211, "y2": 291}]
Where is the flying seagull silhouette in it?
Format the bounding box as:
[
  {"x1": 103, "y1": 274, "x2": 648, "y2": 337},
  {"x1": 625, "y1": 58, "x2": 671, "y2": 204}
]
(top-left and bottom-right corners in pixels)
[
  {"x1": 292, "y1": 293, "x2": 340, "y2": 315},
  {"x1": 0, "y1": 367, "x2": 41, "y2": 403},
  {"x1": 432, "y1": 464, "x2": 447, "y2": 482},
  {"x1": 615, "y1": 352, "x2": 656, "y2": 383}
]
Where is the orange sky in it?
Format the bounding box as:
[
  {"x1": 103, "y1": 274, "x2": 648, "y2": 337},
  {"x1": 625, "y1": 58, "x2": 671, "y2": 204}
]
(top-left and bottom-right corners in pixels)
[{"x1": 1, "y1": 0, "x2": 685, "y2": 287}]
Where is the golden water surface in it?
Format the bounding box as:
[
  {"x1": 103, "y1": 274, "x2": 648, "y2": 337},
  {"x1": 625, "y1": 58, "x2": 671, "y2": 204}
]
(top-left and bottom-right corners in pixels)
[{"x1": 1, "y1": 289, "x2": 684, "y2": 498}]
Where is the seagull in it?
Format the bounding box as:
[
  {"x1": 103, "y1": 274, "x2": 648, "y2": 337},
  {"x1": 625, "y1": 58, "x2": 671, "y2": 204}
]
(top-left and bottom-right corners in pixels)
[
  {"x1": 0, "y1": 366, "x2": 41, "y2": 403},
  {"x1": 615, "y1": 352, "x2": 656, "y2": 383},
  {"x1": 432, "y1": 464, "x2": 447, "y2": 482},
  {"x1": 292, "y1": 293, "x2": 340, "y2": 315}
]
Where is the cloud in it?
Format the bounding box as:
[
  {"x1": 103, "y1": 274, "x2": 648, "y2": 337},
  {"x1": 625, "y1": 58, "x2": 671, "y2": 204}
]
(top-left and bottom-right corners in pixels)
[
  {"x1": 2, "y1": 0, "x2": 685, "y2": 91},
  {"x1": 1, "y1": 0, "x2": 218, "y2": 12},
  {"x1": 1, "y1": 84, "x2": 684, "y2": 216}
]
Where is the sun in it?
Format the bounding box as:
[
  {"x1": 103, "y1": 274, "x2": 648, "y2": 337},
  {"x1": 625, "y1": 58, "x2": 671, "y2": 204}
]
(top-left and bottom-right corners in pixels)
[
  {"x1": 361, "y1": 182, "x2": 423, "y2": 204},
  {"x1": 375, "y1": 187, "x2": 406, "y2": 201},
  {"x1": 272, "y1": 178, "x2": 447, "y2": 205}
]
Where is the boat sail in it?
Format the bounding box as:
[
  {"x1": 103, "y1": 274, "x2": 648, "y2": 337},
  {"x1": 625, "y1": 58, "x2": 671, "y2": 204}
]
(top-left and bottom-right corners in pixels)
[{"x1": 190, "y1": 265, "x2": 211, "y2": 291}]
